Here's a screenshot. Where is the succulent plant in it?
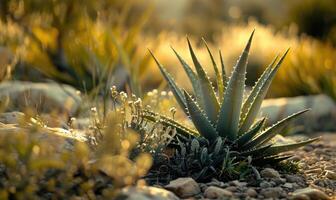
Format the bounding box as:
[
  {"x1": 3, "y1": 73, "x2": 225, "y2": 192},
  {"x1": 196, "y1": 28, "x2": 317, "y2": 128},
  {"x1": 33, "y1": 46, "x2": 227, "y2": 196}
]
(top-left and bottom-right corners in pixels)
[{"x1": 144, "y1": 31, "x2": 319, "y2": 182}]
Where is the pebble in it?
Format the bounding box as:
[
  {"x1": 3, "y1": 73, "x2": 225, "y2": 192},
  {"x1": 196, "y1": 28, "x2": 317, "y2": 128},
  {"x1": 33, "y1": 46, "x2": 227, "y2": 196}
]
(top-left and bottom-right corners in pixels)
[
  {"x1": 325, "y1": 170, "x2": 336, "y2": 180},
  {"x1": 117, "y1": 186, "x2": 180, "y2": 200},
  {"x1": 285, "y1": 175, "x2": 305, "y2": 183},
  {"x1": 260, "y1": 168, "x2": 281, "y2": 179},
  {"x1": 303, "y1": 146, "x2": 313, "y2": 151},
  {"x1": 225, "y1": 186, "x2": 237, "y2": 192},
  {"x1": 260, "y1": 181, "x2": 272, "y2": 188},
  {"x1": 260, "y1": 187, "x2": 284, "y2": 198},
  {"x1": 230, "y1": 180, "x2": 247, "y2": 187},
  {"x1": 165, "y1": 178, "x2": 200, "y2": 198},
  {"x1": 274, "y1": 178, "x2": 286, "y2": 185},
  {"x1": 283, "y1": 183, "x2": 293, "y2": 189},
  {"x1": 245, "y1": 188, "x2": 257, "y2": 197},
  {"x1": 204, "y1": 186, "x2": 233, "y2": 199}
]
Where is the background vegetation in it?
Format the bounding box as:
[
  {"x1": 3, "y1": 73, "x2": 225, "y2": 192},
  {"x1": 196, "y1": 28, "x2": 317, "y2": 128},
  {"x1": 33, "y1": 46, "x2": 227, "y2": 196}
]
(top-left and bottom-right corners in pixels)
[{"x1": 1, "y1": 0, "x2": 336, "y2": 100}]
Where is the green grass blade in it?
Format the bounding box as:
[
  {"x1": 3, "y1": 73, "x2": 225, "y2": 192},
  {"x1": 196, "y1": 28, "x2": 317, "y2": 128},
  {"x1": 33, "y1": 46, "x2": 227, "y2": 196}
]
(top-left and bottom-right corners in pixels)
[
  {"x1": 239, "y1": 51, "x2": 289, "y2": 134},
  {"x1": 149, "y1": 50, "x2": 187, "y2": 114},
  {"x1": 202, "y1": 38, "x2": 224, "y2": 103},
  {"x1": 216, "y1": 30, "x2": 255, "y2": 140},
  {"x1": 187, "y1": 38, "x2": 219, "y2": 124},
  {"x1": 184, "y1": 90, "x2": 218, "y2": 142},
  {"x1": 236, "y1": 118, "x2": 266, "y2": 147},
  {"x1": 171, "y1": 47, "x2": 204, "y2": 108},
  {"x1": 243, "y1": 109, "x2": 310, "y2": 149},
  {"x1": 265, "y1": 137, "x2": 320, "y2": 156}
]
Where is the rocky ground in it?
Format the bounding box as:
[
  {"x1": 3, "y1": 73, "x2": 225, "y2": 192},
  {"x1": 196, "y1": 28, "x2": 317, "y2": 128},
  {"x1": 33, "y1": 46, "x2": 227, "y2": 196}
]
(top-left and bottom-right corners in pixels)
[{"x1": 118, "y1": 133, "x2": 336, "y2": 200}]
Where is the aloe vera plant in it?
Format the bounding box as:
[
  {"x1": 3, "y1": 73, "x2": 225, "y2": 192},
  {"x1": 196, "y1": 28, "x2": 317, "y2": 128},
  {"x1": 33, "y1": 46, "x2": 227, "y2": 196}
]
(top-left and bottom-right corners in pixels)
[{"x1": 145, "y1": 32, "x2": 319, "y2": 181}]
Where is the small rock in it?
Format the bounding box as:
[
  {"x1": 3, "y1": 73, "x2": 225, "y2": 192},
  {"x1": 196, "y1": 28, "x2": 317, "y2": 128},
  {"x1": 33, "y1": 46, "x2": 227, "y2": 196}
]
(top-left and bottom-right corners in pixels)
[
  {"x1": 285, "y1": 174, "x2": 305, "y2": 184},
  {"x1": 204, "y1": 186, "x2": 233, "y2": 199},
  {"x1": 261, "y1": 168, "x2": 281, "y2": 179},
  {"x1": 260, "y1": 181, "x2": 272, "y2": 188},
  {"x1": 303, "y1": 146, "x2": 314, "y2": 151},
  {"x1": 292, "y1": 187, "x2": 330, "y2": 200},
  {"x1": 206, "y1": 179, "x2": 227, "y2": 188},
  {"x1": 245, "y1": 188, "x2": 257, "y2": 197},
  {"x1": 165, "y1": 178, "x2": 200, "y2": 198},
  {"x1": 116, "y1": 186, "x2": 179, "y2": 200},
  {"x1": 292, "y1": 183, "x2": 300, "y2": 190},
  {"x1": 325, "y1": 170, "x2": 336, "y2": 180},
  {"x1": 260, "y1": 187, "x2": 284, "y2": 198},
  {"x1": 274, "y1": 178, "x2": 286, "y2": 185},
  {"x1": 283, "y1": 183, "x2": 293, "y2": 189},
  {"x1": 230, "y1": 180, "x2": 247, "y2": 187},
  {"x1": 225, "y1": 186, "x2": 237, "y2": 192}
]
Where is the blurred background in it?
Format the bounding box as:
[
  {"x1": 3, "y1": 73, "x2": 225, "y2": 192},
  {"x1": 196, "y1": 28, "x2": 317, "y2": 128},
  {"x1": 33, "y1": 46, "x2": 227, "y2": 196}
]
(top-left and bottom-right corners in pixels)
[{"x1": 0, "y1": 0, "x2": 336, "y2": 100}]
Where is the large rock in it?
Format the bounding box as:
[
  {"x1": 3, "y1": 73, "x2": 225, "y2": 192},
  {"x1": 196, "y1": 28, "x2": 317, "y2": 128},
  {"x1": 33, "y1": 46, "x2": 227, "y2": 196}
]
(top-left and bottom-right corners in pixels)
[
  {"x1": 291, "y1": 187, "x2": 330, "y2": 200},
  {"x1": 165, "y1": 177, "x2": 200, "y2": 198},
  {"x1": 0, "y1": 121, "x2": 86, "y2": 152},
  {"x1": 0, "y1": 111, "x2": 25, "y2": 124},
  {"x1": 261, "y1": 95, "x2": 336, "y2": 131},
  {"x1": 0, "y1": 81, "x2": 81, "y2": 115},
  {"x1": 115, "y1": 186, "x2": 179, "y2": 200}
]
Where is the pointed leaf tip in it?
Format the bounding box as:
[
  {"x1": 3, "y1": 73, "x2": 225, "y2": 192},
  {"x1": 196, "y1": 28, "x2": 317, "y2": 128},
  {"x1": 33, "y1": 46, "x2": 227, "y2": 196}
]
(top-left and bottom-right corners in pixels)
[{"x1": 245, "y1": 30, "x2": 255, "y2": 52}]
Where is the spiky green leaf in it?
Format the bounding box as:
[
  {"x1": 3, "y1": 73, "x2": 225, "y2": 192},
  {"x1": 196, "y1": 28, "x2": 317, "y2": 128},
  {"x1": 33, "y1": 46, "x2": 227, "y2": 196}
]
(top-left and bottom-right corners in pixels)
[
  {"x1": 239, "y1": 55, "x2": 279, "y2": 128},
  {"x1": 265, "y1": 137, "x2": 320, "y2": 156},
  {"x1": 236, "y1": 118, "x2": 266, "y2": 147},
  {"x1": 172, "y1": 47, "x2": 204, "y2": 108},
  {"x1": 243, "y1": 109, "x2": 309, "y2": 149},
  {"x1": 239, "y1": 50, "x2": 289, "y2": 134},
  {"x1": 187, "y1": 38, "x2": 219, "y2": 123},
  {"x1": 202, "y1": 38, "x2": 224, "y2": 103},
  {"x1": 253, "y1": 155, "x2": 292, "y2": 165},
  {"x1": 184, "y1": 90, "x2": 218, "y2": 142},
  {"x1": 217, "y1": 31, "x2": 254, "y2": 140}
]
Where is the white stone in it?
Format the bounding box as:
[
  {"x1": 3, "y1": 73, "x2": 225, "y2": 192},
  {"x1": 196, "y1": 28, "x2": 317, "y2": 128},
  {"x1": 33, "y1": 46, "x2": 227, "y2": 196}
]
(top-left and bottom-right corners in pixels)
[{"x1": 116, "y1": 186, "x2": 179, "y2": 200}]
